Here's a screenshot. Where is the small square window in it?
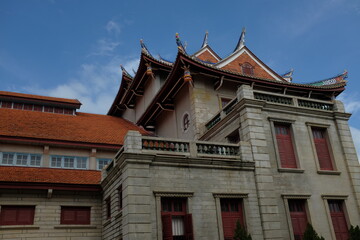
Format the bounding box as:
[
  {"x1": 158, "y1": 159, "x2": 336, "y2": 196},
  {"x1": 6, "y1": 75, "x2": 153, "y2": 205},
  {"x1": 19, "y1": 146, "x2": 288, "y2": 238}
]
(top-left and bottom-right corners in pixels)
[
  {"x1": 61, "y1": 206, "x2": 90, "y2": 225},
  {"x1": 76, "y1": 158, "x2": 87, "y2": 169},
  {"x1": 2, "y1": 153, "x2": 14, "y2": 165},
  {"x1": 30, "y1": 155, "x2": 41, "y2": 166},
  {"x1": 97, "y1": 158, "x2": 111, "y2": 170},
  {"x1": 51, "y1": 156, "x2": 62, "y2": 168},
  {"x1": 64, "y1": 157, "x2": 75, "y2": 168},
  {"x1": 16, "y1": 154, "x2": 28, "y2": 166}
]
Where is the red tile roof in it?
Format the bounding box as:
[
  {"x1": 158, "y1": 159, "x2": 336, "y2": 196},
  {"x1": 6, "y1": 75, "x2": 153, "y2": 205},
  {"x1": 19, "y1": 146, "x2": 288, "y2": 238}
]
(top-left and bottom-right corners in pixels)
[
  {"x1": 0, "y1": 166, "x2": 101, "y2": 185},
  {"x1": 0, "y1": 108, "x2": 148, "y2": 147},
  {"x1": 0, "y1": 91, "x2": 81, "y2": 106}
]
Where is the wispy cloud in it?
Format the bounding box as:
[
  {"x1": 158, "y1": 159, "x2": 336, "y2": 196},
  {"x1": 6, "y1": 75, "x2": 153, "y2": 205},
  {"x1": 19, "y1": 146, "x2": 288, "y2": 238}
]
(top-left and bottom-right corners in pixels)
[
  {"x1": 350, "y1": 126, "x2": 360, "y2": 162},
  {"x1": 338, "y1": 93, "x2": 360, "y2": 114},
  {"x1": 106, "y1": 20, "x2": 121, "y2": 35},
  {"x1": 89, "y1": 38, "x2": 120, "y2": 56},
  {"x1": 27, "y1": 55, "x2": 139, "y2": 114}
]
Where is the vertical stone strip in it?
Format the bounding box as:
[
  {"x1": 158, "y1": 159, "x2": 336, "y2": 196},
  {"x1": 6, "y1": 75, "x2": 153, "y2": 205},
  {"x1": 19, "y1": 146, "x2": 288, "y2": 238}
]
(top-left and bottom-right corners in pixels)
[
  {"x1": 122, "y1": 131, "x2": 152, "y2": 240},
  {"x1": 237, "y1": 85, "x2": 282, "y2": 239},
  {"x1": 334, "y1": 100, "x2": 360, "y2": 212}
]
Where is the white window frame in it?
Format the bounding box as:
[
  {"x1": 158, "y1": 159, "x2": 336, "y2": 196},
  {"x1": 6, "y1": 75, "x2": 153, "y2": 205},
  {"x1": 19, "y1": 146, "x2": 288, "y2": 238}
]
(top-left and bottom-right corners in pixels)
[
  {"x1": 97, "y1": 158, "x2": 112, "y2": 170},
  {"x1": 50, "y1": 155, "x2": 88, "y2": 169},
  {"x1": 0, "y1": 152, "x2": 42, "y2": 167}
]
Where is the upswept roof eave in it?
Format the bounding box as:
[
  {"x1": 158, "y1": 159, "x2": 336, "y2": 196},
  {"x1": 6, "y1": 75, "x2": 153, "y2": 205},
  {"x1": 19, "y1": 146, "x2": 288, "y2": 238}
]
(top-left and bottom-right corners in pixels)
[
  {"x1": 136, "y1": 51, "x2": 184, "y2": 126},
  {"x1": 180, "y1": 51, "x2": 346, "y2": 91},
  {"x1": 107, "y1": 74, "x2": 132, "y2": 116}
]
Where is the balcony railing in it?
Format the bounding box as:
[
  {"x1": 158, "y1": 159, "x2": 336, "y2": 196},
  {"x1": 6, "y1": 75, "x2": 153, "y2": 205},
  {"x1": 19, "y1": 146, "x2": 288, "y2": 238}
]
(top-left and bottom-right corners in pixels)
[
  {"x1": 298, "y1": 99, "x2": 333, "y2": 111},
  {"x1": 254, "y1": 92, "x2": 293, "y2": 105},
  {"x1": 141, "y1": 136, "x2": 240, "y2": 157}
]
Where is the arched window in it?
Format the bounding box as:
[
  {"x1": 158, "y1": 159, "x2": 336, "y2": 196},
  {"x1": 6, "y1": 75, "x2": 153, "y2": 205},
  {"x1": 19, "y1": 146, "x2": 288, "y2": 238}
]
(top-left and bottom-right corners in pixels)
[
  {"x1": 241, "y1": 62, "x2": 254, "y2": 76},
  {"x1": 183, "y1": 113, "x2": 190, "y2": 132}
]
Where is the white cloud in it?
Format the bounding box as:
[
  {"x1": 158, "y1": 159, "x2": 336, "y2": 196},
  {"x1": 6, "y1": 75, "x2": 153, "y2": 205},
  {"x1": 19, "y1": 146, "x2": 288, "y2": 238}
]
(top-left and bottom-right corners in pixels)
[
  {"x1": 106, "y1": 20, "x2": 121, "y2": 35},
  {"x1": 27, "y1": 55, "x2": 139, "y2": 114},
  {"x1": 337, "y1": 93, "x2": 360, "y2": 114},
  {"x1": 89, "y1": 39, "x2": 120, "y2": 56},
  {"x1": 350, "y1": 126, "x2": 360, "y2": 162}
]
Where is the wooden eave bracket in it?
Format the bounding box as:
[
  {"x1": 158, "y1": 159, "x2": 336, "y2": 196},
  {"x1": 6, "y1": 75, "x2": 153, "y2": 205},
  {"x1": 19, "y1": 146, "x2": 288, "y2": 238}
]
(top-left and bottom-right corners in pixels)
[{"x1": 214, "y1": 76, "x2": 224, "y2": 91}]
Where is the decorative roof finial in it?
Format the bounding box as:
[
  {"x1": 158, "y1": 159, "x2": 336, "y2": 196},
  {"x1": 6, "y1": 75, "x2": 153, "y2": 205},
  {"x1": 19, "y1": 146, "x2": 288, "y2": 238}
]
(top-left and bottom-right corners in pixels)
[
  {"x1": 282, "y1": 68, "x2": 294, "y2": 82},
  {"x1": 234, "y1": 27, "x2": 246, "y2": 52},
  {"x1": 140, "y1": 39, "x2": 150, "y2": 55},
  {"x1": 120, "y1": 65, "x2": 133, "y2": 78},
  {"x1": 176, "y1": 33, "x2": 186, "y2": 53},
  {"x1": 201, "y1": 31, "x2": 209, "y2": 48}
]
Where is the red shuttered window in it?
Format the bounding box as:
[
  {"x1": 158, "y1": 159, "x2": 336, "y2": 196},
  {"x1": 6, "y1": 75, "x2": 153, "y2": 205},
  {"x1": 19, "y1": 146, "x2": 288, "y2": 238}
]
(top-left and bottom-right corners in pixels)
[
  {"x1": 0, "y1": 206, "x2": 35, "y2": 225},
  {"x1": 288, "y1": 200, "x2": 307, "y2": 240},
  {"x1": 106, "y1": 198, "x2": 111, "y2": 219},
  {"x1": 61, "y1": 206, "x2": 90, "y2": 225},
  {"x1": 161, "y1": 198, "x2": 193, "y2": 240},
  {"x1": 241, "y1": 62, "x2": 254, "y2": 76},
  {"x1": 328, "y1": 200, "x2": 349, "y2": 240},
  {"x1": 312, "y1": 128, "x2": 333, "y2": 170},
  {"x1": 221, "y1": 198, "x2": 245, "y2": 240},
  {"x1": 275, "y1": 124, "x2": 297, "y2": 168}
]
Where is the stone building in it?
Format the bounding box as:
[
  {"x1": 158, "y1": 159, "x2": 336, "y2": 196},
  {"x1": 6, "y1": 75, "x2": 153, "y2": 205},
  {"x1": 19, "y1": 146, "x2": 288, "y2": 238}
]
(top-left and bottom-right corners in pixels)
[{"x1": 1, "y1": 31, "x2": 360, "y2": 240}]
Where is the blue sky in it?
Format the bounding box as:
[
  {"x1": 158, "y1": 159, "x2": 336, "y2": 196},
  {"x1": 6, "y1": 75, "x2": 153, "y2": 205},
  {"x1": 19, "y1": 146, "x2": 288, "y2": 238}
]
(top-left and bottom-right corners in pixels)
[{"x1": 1, "y1": 0, "x2": 360, "y2": 158}]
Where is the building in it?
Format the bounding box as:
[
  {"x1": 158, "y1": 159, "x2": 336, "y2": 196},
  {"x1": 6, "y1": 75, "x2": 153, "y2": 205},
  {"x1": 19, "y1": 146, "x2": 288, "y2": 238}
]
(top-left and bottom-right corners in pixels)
[{"x1": 1, "y1": 30, "x2": 360, "y2": 240}]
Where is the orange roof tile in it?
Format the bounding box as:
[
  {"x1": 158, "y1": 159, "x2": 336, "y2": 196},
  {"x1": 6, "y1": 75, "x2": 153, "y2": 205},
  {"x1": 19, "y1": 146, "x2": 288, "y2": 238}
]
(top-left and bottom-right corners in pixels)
[
  {"x1": 0, "y1": 108, "x2": 148, "y2": 147},
  {"x1": 0, "y1": 166, "x2": 101, "y2": 185},
  {"x1": 0, "y1": 91, "x2": 81, "y2": 106}
]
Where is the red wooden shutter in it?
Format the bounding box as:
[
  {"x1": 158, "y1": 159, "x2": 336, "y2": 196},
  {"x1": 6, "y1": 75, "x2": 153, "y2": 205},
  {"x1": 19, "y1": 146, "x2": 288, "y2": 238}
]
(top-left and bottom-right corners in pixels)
[
  {"x1": 275, "y1": 124, "x2": 297, "y2": 168},
  {"x1": 0, "y1": 206, "x2": 35, "y2": 225},
  {"x1": 221, "y1": 199, "x2": 245, "y2": 240},
  {"x1": 162, "y1": 214, "x2": 173, "y2": 240},
  {"x1": 76, "y1": 208, "x2": 91, "y2": 224},
  {"x1": 289, "y1": 200, "x2": 307, "y2": 240},
  {"x1": 61, "y1": 207, "x2": 90, "y2": 224},
  {"x1": 184, "y1": 214, "x2": 194, "y2": 240},
  {"x1": 312, "y1": 128, "x2": 333, "y2": 170},
  {"x1": 329, "y1": 200, "x2": 349, "y2": 240}
]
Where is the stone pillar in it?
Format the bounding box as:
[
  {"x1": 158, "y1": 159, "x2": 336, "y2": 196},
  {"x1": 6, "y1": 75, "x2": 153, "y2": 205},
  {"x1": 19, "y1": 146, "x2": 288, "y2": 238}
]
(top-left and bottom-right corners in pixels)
[
  {"x1": 89, "y1": 148, "x2": 97, "y2": 170},
  {"x1": 43, "y1": 145, "x2": 50, "y2": 167},
  {"x1": 237, "y1": 86, "x2": 281, "y2": 239},
  {"x1": 124, "y1": 131, "x2": 142, "y2": 153}
]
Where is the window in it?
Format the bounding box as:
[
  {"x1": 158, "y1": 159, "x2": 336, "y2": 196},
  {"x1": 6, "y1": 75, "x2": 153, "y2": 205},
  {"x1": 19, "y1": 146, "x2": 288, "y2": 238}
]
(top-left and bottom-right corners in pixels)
[
  {"x1": 183, "y1": 113, "x2": 190, "y2": 132},
  {"x1": 288, "y1": 200, "x2": 308, "y2": 240},
  {"x1": 50, "y1": 155, "x2": 88, "y2": 169},
  {"x1": 33, "y1": 105, "x2": 42, "y2": 111},
  {"x1": 275, "y1": 124, "x2": 297, "y2": 168},
  {"x1": 1, "y1": 101, "x2": 12, "y2": 108},
  {"x1": 106, "y1": 197, "x2": 111, "y2": 219},
  {"x1": 1, "y1": 152, "x2": 41, "y2": 167},
  {"x1": 13, "y1": 103, "x2": 23, "y2": 109},
  {"x1": 23, "y1": 104, "x2": 33, "y2": 111},
  {"x1": 97, "y1": 158, "x2": 111, "y2": 170},
  {"x1": 241, "y1": 62, "x2": 254, "y2": 76},
  {"x1": 118, "y1": 185, "x2": 123, "y2": 210},
  {"x1": 227, "y1": 130, "x2": 240, "y2": 144},
  {"x1": 220, "y1": 198, "x2": 245, "y2": 240},
  {"x1": 54, "y1": 107, "x2": 64, "y2": 114},
  {"x1": 161, "y1": 198, "x2": 193, "y2": 240},
  {"x1": 44, "y1": 106, "x2": 54, "y2": 113},
  {"x1": 221, "y1": 98, "x2": 232, "y2": 109},
  {"x1": 0, "y1": 206, "x2": 35, "y2": 225},
  {"x1": 61, "y1": 206, "x2": 90, "y2": 225},
  {"x1": 312, "y1": 128, "x2": 333, "y2": 170},
  {"x1": 328, "y1": 200, "x2": 349, "y2": 240},
  {"x1": 64, "y1": 108, "x2": 73, "y2": 115}
]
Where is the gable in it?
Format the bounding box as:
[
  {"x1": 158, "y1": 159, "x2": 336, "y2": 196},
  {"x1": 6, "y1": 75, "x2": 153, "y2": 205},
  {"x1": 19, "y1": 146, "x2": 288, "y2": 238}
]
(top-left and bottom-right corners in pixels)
[
  {"x1": 216, "y1": 49, "x2": 282, "y2": 81},
  {"x1": 195, "y1": 48, "x2": 220, "y2": 63}
]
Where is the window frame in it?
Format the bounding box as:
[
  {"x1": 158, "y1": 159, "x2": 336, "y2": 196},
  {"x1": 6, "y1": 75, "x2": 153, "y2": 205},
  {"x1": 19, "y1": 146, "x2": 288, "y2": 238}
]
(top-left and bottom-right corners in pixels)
[
  {"x1": 0, "y1": 205, "x2": 36, "y2": 226},
  {"x1": 97, "y1": 158, "x2": 112, "y2": 170},
  {"x1": 282, "y1": 194, "x2": 312, "y2": 240},
  {"x1": 0, "y1": 152, "x2": 42, "y2": 167},
  {"x1": 322, "y1": 195, "x2": 350, "y2": 240},
  {"x1": 60, "y1": 206, "x2": 91, "y2": 225},
  {"x1": 105, "y1": 197, "x2": 111, "y2": 220},
  {"x1": 269, "y1": 118, "x2": 303, "y2": 173},
  {"x1": 50, "y1": 155, "x2": 88, "y2": 169},
  {"x1": 306, "y1": 123, "x2": 339, "y2": 174},
  {"x1": 213, "y1": 193, "x2": 249, "y2": 240},
  {"x1": 240, "y1": 62, "x2": 254, "y2": 76},
  {"x1": 182, "y1": 112, "x2": 190, "y2": 133}
]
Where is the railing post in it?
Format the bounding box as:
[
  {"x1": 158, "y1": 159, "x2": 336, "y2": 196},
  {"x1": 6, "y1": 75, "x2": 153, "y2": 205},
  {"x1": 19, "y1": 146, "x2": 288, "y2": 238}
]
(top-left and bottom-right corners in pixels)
[
  {"x1": 333, "y1": 100, "x2": 345, "y2": 113},
  {"x1": 123, "y1": 130, "x2": 142, "y2": 153},
  {"x1": 237, "y1": 84, "x2": 254, "y2": 101},
  {"x1": 189, "y1": 141, "x2": 197, "y2": 158}
]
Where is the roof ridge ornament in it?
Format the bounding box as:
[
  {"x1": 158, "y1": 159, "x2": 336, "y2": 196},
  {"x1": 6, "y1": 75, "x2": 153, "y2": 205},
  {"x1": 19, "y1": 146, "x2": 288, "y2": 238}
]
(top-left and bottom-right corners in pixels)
[
  {"x1": 282, "y1": 69, "x2": 294, "y2": 82},
  {"x1": 234, "y1": 27, "x2": 246, "y2": 52},
  {"x1": 308, "y1": 70, "x2": 348, "y2": 86},
  {"x1": 201, "y1": 31, "x2": 209, "y2": 48},
  {"x1": 176, "y1": 33, "x2": 186, "y2": 53},
  {"x1": 140, "y1": 39, "x2": 151, "y2": 55},
  {"x1": 120, "y1": 65, "x2": 133, "y2": 79}
]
